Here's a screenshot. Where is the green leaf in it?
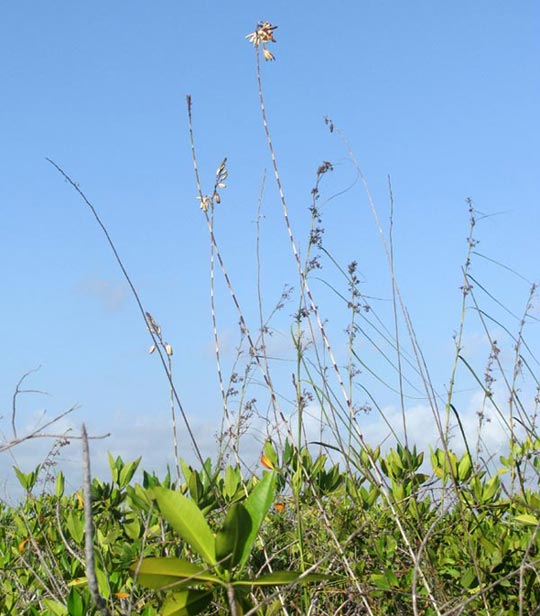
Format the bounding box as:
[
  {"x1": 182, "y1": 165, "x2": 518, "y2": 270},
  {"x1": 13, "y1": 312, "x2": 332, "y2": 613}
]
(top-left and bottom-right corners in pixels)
[
  {"x1": 482, "y1": 476, "x2": 500, "y2": 502},
  {"x1": 162, "y1": 590, "x2": 213, "y2": 616},
  {"x1": 95, "y1": 567, "x2": 110, "y2": 600},
  {"x1": 461, "y1": 568, "x2": 479, "y2": 590},
  {"x1": 201, "y1": 458, "x2": 214, "y2": 489},
  {"x1": 180, "y1": 459, "x2": 193, "y2": 483},
  {"x1": 263, "y1": 440, "x2": 279, "y2": 468},
  {"x1": 238, "y1": 471, "x2": 276, "y2": 570},
  {"x1": 119, "y1": 457, "x2": 141, "y2": 488},
  {"x1": 108, "y1": 452, "x2": 120, "y2": 483},
  {"x1": 42, "y1": 599, "x2": 68, "y2": 616},
  {"x1": 124, "y1": 516, "x2": 141, "y2": 540},
  {"x1": 55, "y1": 472, "x2": 65, "y2": 498},
  {"x1": 127, "y1": 483, "x2": 153, "y2": 510},
  {"x1": 215, "y1": 503, "x2": 252, "y2": 570},
  {"x1": 13, "y1": 465, "x2": 40, "y2": 491},
  {"x1": 233, "y1": 571, "x2": 337, "y2": 587},
  {"x1": 68, "y1": 577, "x2": 87, "y2": 587},
  {"x1": 152, "y1": 487, "x2": 216, "y2": 566},
  {"x1": 132, "y1": 557, "x2": 221, "y2": 590},
  {"x1": 457, "y1": 453, "x2": 472, "y2": 482},
  {"x1": 66, "y1": 511, "x2": 85, "y2": 545},
  {"x1": 223, "y1": 466, "x2": 240, "y2": 500},
  {"x1": 514, "y1": 514, "x2": 539, "y2": 526},
  {"x1": 371, "y1": 573, "x2": 391, "y2": 590},
  {"x1": 312, "y1": 453, "x2": 327, "y2": 476},
  {"x1": 188, "y1": 471, "x2": 203, "y2": 504},
  {"x1": 391, "y1": 479, "x2": 405, "y2": 502},
  {"x1": 66, "y1": 589, "x2": 83, "y2": 616}
]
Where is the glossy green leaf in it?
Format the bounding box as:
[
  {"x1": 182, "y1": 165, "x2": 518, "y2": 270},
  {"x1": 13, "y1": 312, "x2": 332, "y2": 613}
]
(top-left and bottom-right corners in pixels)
[
  {"x1": 108, "y1": 452, "x2": 120, "y2": 484},
  {"x1": 233, "y1": 570, "x2": 337, "y2": 586},
  {"x1": 124, "y1": 516, "x2": 141, "y2": 540},
  {"x1": 188, "y1": 471, "x2": 203, "y2": 503},
  {"x1": 55, "y1": 472, "x2": 65, "y2": 498},
  {"x1": 127, "y1": 483, "x2": 153, "y2": 510},
  {"x1": 223, "y1": 465, "x2": 240, "y2": 499},
  {"x1": 391, "y1": 479, "x2": 405, "y2": 501},
  {"x1": 162, "y1": 590, "x2": 213, "y2": 616},
  {"x1": 42, "y1": 598, "x2": 67, "y2": 616},
  {"x1": 132, "y1": 557, "x2": 221, "y2": 590},
  {"x1": 215, "y1": 503, "x2": 252, "y2": 570},
  {"x1": 66, "y1": 511, "x2": 85, "y2": 544},
  {"x1": 180, "y1": 459, "x2": 193, "y2": 483},
  {"x1": 67, "y1": 577, "x2": 87, "y2": 587},
  {"x1": 66, "y1": 589, "x2": 83, "y2": 616},
  {"x1": 514, "y1": 514, "x2": 539, "y2": 526},
  {"x1": 119, "y1": 457, "x2": 141, "y2": 488},
  {"x1": 95, "y1": 566, "x2": 110, "y2": 599},
  {"x1": 152, "y1": 487, "x2": 216, "y2": 566},
  {"x1": 13, "y1": 465, "x2": 40, "y2": 491},
  {"x1": 482, "y1": 476, "x2": 500, "y2": 502},
  {"x1": 457, "y1": 453, "x2": 472, "y2": 482},
  {"x1": 239, "y1": 471, "x2": 276, "y2": 570}
]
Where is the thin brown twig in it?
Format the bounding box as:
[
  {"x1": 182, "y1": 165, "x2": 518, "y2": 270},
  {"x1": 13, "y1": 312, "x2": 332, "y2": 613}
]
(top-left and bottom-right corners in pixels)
[
  {"x1": 387, "y1": 176, "x2": 408, "y2": 447},
  {"x1": 47, "y1": 158, "x2": 206, "y2": 469},
  {"x1": 11, "y1": 366, "x2": 49, "y2": 439},
  {"x1": 252, "y1": 40, "x2": 441, "y2": 614},
  {"x1": 255, "y1": 49, "x2": 354, "y2": 440},
  {"x1": 1, "y1": 405, "x2": 87, "y2": 453},
  {"x1": 186, "y1": 95, "x2": 293, "y2": 442}
]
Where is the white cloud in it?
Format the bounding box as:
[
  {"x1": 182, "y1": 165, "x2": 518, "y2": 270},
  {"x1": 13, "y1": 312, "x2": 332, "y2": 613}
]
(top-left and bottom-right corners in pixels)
[
  {"x1": 2, "y1": 381, "x2": 535, "y2": 503},
  {"x1": 76, "y1": 277, "x2": 128, "y2": 313},
  {"x1": 0, "y1": 406, "x2": 265, "y2": 503}
]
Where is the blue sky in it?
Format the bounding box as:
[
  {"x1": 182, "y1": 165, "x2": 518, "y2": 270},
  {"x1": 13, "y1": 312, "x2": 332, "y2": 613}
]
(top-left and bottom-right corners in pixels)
[{"x1": 1, "y1": 2, "x2": 539, "y2": 497}]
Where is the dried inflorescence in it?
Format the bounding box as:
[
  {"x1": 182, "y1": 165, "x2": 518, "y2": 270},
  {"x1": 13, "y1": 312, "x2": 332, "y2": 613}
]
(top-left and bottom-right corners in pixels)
[
  {"x1": 246, "y1": 21, "x2": 278, "y2": 61},
  {"x1": 146, "y1": 311, "x2": 173, "y2": 356},
  {"x1": 197, "y1": 158, "x2": 228, "y2": 212}
]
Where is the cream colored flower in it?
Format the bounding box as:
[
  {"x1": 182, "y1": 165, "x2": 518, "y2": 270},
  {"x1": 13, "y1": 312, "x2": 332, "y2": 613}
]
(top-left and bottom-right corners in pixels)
[
  {"x1": 197, "y1": 194, "x2": 212, "y2": 212},
  {"x1": 245, "y1": 21, "x2": 277, "y2": 46},
  {"x1": 246, "y1": 21, "x2": 278, "y2": 61}
]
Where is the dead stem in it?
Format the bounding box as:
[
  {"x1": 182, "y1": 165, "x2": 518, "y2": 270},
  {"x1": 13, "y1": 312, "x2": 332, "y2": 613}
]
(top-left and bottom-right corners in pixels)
[
  {"x1": 82, "y1": 424, "x2": 114, "y2": 616},
  {"x1": 47, "y1": 158, "x2": 206, "y2": 469},
  {"x1": 186, "y1": 96, "x2": 294, "y2": 445},
  {"x1": 251, "y1": 31, "x2": 441, "y2": 615}
]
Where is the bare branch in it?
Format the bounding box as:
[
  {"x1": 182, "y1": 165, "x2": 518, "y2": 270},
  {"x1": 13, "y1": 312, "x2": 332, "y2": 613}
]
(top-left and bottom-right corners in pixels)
[
  {"x1": 11, "y1": 366, "x2": 49, "y2": 439},
  {"x1": 82, "y1": 423, "x2": 114, "y2": 616}
]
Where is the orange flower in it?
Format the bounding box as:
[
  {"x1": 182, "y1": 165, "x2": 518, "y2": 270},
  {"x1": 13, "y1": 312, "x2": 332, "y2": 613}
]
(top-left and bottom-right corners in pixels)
[
  {"x1": 114, "y1": 592, "x2": 130, "y2": 599},
  {"x1": 273, "y1": 501, "x2": 285, "y2": 513},
  {"x1": 260, "y1": 454, "x2": 274, "y2": 470}
]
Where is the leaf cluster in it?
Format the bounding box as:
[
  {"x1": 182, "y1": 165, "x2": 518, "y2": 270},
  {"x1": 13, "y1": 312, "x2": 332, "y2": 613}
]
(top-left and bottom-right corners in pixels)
[{"x1": 2, "y1": 439, "x2": 540, "y2": 614}]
